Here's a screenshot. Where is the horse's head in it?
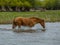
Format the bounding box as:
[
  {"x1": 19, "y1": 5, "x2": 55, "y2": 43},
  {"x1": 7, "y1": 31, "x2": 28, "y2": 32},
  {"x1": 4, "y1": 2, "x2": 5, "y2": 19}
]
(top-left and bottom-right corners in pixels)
[
  {"x1": 30, "y1": 17, "x2": 45, "y2": 29},
  {"x1": 39, "y1": 19, "x2": 45, "y2": 29},
  {"x1": 36, "y1": 18, "x2": 45, "y2": 29},
  {"x1": 37, "y1": 18, "x2": 45, "y2": 29}
]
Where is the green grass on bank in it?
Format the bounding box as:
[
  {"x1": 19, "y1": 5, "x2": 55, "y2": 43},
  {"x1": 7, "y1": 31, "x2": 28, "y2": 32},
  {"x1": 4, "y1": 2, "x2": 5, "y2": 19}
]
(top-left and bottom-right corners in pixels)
[{"x1": 0, "y1": 10, "x2": 60, "y2": 24}]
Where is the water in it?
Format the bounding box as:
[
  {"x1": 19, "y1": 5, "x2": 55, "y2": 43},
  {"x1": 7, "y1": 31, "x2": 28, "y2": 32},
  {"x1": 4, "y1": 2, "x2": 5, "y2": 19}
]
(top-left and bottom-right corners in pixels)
[{"x1": 0, "y1": 22, "x2": 60, "y2": 45}]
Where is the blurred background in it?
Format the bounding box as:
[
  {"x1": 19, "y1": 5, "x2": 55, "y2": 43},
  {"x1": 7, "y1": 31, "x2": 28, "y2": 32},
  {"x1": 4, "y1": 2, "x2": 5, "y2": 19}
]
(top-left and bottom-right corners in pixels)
[{"x1": 0, "y1": 0, "x2": 60, "y2": 12}]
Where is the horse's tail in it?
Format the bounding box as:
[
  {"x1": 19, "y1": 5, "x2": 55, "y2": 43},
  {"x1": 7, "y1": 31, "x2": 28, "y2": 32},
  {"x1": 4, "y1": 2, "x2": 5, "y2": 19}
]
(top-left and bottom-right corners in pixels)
[{"x1": 12, "y1": 18, "x2": 17, "y2": 29}]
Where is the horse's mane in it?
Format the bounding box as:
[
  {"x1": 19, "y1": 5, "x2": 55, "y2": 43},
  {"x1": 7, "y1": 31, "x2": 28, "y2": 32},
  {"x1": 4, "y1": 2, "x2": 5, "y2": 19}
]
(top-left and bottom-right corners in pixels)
[{"x1": 30, "y1": 17, "x2": 41, "y2": 20}]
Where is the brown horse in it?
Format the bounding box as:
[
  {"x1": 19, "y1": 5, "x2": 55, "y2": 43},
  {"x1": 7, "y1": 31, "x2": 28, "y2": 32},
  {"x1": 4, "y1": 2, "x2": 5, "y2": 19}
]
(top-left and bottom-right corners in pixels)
[{"x1": 12, "y1": 17, "x2": 45, "y2": 29}]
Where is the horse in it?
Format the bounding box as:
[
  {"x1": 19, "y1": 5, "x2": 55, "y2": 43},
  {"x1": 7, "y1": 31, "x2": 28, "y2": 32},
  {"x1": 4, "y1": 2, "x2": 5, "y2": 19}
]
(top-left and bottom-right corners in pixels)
[{"x1": 12, "y1": 17, "x2": 45, "y2": 30}]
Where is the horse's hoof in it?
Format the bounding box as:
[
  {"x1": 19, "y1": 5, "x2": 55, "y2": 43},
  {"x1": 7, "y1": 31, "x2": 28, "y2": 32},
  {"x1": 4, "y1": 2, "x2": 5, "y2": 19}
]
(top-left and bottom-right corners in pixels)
[
  {"x1": 41, "y1": 29, "x2": 46, "y2": 32},
  {"x1": 42, "y1": 30, "x2": 45, "y2": 32}
]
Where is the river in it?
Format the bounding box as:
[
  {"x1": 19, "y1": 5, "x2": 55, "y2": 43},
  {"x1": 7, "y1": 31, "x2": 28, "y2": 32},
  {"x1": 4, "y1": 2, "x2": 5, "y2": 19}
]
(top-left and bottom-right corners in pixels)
[{"x1": 0, "y1": 22, "x2": 60, "y2": 45}]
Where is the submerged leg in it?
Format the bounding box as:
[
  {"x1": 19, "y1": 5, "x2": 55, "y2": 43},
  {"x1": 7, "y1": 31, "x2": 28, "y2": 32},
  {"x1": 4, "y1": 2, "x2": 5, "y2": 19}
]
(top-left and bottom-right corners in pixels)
[
  {"x1": 18, "y1": 25, "x2": 21, "y2": 30},
  {"x1": 17, "y1": 23, "x2": 21, "y2": 30}
]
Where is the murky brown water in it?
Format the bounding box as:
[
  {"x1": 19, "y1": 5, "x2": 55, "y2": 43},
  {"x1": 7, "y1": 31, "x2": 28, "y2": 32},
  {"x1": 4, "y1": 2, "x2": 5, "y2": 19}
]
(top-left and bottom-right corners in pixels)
[{"x1": 0, "y1": 22, "x2": 60, "y2": 45}]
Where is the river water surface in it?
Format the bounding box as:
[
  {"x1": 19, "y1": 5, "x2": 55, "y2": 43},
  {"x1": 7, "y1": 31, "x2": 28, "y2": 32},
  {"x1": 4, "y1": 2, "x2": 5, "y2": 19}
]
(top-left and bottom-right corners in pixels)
[{"x1": 0, "y1": 22, "x2": 60, "y2": 45}]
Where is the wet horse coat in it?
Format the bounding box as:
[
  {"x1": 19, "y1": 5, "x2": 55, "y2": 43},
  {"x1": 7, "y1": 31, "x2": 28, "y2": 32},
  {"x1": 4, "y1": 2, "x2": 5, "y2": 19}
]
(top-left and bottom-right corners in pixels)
[{"x1": 12, "y1": 17, "x2": 45, "y2": 29}]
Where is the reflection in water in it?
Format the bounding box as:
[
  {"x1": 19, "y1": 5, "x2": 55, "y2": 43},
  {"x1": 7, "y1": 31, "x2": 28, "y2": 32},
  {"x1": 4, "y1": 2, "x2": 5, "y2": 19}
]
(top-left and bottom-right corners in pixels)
[
  {"x1": 13, "y1": 29, "x2": 36, "y2": 33},
  {"x1": 0, "y1": 22, "x2": 60, "y2": 45}
]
